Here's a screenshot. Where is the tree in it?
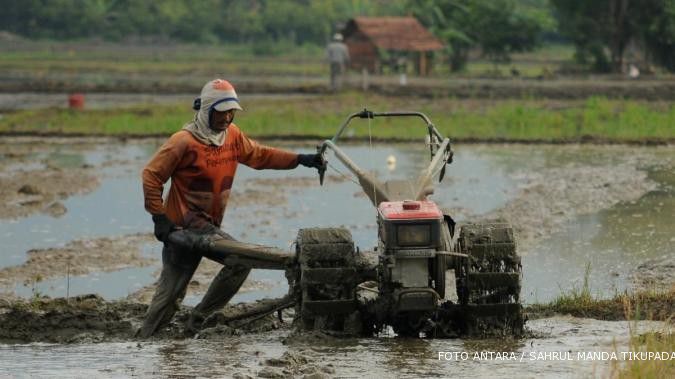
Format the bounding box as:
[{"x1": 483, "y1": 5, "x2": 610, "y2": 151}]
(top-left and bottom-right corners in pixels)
[
  {"x1": 551, "y1": 0, "x2": 675, "y2": 73},
  {"x1": 637, "y1": 0, "x2": 675, "y2": 72},
  {"x1": 408, "y1": 0, "x2": 549, "y2": 71},
  {"x1": 468, "y1": 0, "x2": 549, "y2": 63},
  {"x1": 407, "y1": 0, "x2": 473, "y2": 71},
  {"x1": 552, "y1": 0, "x2": 637, "y2": 73}
]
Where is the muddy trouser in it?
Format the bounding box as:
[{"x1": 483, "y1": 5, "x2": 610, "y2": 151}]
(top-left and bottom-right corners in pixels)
[{"x1": 136, "y1": 226, "x2": 250, "y2": 338}]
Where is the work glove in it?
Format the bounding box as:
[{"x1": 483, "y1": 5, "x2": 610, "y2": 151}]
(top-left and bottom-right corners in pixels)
[
  {"x1": 297, "y1": 153, "x2": 324, "y2": 169},
  {"x1": 152, "y1": 213, "x2": 176, "y2": 242}
]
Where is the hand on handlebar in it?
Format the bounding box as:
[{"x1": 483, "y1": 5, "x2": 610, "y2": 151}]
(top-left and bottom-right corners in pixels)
[{"x1": 297, "y1": 153, "x2": 324, "y2": 169}]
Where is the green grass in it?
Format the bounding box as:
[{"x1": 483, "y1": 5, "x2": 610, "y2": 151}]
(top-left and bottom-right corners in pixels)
[
  {"x1": 0, "y1": 40, "x2": 326, "y2": 78},
  {"x1": 525, "y1": 264, "x2": 674, "y2": 321},
  {"x1": 1, "y1": 94, "x2": 673, "y2": 142},
  {"x1": 0, "y1": 40, "x2": 593, "y2": 80},
  {"x1": 612, "y1": 331, "x2": 675, "y2": 378}
]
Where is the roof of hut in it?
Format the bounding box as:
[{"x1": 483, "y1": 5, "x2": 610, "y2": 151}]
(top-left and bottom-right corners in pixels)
[{"x1": 344, "y1": 17, "x2": 444, "y2": 52}]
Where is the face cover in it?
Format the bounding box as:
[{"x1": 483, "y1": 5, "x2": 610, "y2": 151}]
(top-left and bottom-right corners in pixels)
[{"x1": 183, "y1": 79, "x2": 243, "y2": 146}]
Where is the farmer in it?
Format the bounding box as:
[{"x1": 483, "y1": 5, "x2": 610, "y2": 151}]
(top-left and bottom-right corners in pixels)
[
  {"x1": 326, "y1": 33, "x2": 350, "y2": 91},
  {"x1": 138, "y1": 79, "x2": 323, "y2": 337}
]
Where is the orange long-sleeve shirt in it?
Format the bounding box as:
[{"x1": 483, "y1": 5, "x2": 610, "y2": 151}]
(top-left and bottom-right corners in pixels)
[{"x1": 142, "y1": 124, "x2": 299, "y2": 227}]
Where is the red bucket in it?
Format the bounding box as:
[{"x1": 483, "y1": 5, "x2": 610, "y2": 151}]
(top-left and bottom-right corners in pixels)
[{"x1": 68, "y1": 93, "x2": 85, "y2": 110}]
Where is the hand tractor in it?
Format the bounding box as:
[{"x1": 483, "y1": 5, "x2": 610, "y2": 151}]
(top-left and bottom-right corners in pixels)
[{"x1": 169, "y1": 109, "x2": 523, "y2": 338}]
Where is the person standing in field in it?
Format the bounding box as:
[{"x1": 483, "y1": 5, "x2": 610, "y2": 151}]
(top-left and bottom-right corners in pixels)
[
  {"x1": 138, "y1": 79, "x2": 323, "y2": 337},
  {"x1": 326, "y1": 33, "x2": 350, "y2": 91}
]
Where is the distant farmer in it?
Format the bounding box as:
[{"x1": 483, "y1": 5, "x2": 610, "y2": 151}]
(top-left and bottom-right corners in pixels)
[
  {"x1": 326, "y1": 33, "x2": 350, "y2": 91},
  {"x1": 138, "y1": 79, "x2": 323, "y2": 338}
]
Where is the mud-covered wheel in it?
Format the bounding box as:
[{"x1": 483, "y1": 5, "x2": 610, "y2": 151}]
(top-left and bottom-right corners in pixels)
[
  {"x1": 392, "y1": 312, "x2": 428, "y2": 338},
  {"x1": 432, "y1": 253, "x2": 446, "y2": 299},
  {"x1": 457, "y1": 222, "x2": 524, "y2": 336},
  {"x1": 293, "y1": 227, "x2": 360, "y2": 334}
]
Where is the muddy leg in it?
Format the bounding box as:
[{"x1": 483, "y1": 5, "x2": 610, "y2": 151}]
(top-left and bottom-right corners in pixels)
[
  {"x1": 136, "y1": 243, "x2": 201, "y2": 338},
  {"x1": 187, "y1": 230, "x2": 253, "y2": 331},
  {"x1": 189, "y1": 264, "x2": 251, "y2": 327}
]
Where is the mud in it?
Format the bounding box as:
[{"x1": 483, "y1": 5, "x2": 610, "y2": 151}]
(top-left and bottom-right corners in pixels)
[
  {"x1": 230, "y1": 175, "x2": 345, "y2": 207},
  {"x1": 634, "y1": 256, "x2": 675, "y2": 290},
  {"x1": 482, "y1": 153, "x2": 660, "y2": 253},
  {"x1": 0, "y1": 234, "x2": 156, "y2": 293},
  {"x1": 0, "y1": 167, "x2": 99, "y2": 219},
  {"x1": 0, "y1": 294, "x2": 295, "y2": 343},
  {"x1": 1, "y1": 139, "x2": 673, "y2": 352},
  {"x1": 0, "y1": 312, "x2": 668, "y2": 378}
]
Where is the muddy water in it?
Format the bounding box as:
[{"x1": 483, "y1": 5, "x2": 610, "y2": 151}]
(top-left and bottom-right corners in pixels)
[
  {"x1": 524, "y1": 168, "x2": 675, "y2": 300},
  {"x1": 1, "y1": 141, "x2": 673, "y2": 302},
  {"x1": 0, "y1": 140, "x2": 517, "y2": 301},
  {"x1": 1, "y1": 138, "x2": 673, "y2": 378},
  {"x1": 517, "y1": 149, "x2": 675, "y2": 301},
  {"x1": 0, "y1": 317, "x2": 668, "y2": 378}
]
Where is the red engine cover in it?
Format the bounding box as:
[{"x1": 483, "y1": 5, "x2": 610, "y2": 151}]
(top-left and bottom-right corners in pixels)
[{"x1": 378, "y1": 200, "x2": 443, "y2": 220}]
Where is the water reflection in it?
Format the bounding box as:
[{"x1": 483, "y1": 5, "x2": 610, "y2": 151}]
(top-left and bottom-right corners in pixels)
[{"x1": 522, "y1": 167, "x2": 675, "y2": 301}]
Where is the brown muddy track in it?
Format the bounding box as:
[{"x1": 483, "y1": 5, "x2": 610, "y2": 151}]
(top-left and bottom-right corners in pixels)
[{"x1": 3, "y1": 77, "x2": 675, "y2": 100}]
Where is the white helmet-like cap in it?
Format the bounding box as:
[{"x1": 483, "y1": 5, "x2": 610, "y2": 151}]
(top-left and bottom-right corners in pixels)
[{"x1": 200, "y1": 78, "x2": 243, "y2": 112}]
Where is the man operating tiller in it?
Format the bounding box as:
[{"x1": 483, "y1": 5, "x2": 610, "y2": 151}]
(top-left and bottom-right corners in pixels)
[{"x1": 138, "y1": 79, "x2": 322, "y2": 338}]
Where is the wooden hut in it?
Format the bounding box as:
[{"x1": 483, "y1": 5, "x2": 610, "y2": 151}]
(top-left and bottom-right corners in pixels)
[{"x1": 342, "y1": 17, "x2": 444, "y2": 76}]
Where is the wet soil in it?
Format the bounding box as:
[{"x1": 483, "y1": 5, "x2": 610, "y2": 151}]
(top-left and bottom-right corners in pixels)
[
  {"x1": 482, "y1": 151, "x2": 660, "y2": 253},
  {"x1": 0, "y1": 234, "x2": 156, "y2": 293},
  {"x1": 0, "y1": 167, "x2": 99, "y2": 219},
  {"x1": 0, "y1": 294, "x2": 290, "y2": 344},
  {"x1": 635, "y1": 256, "x2": 675, "y2": 290}
]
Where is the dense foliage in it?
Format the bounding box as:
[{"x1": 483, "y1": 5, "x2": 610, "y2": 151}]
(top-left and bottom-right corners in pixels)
[
  {"x1": 551, "y1": 0, "x2": 675, "y2": 72},
  {"x1": 0, "y1": 0, "x2": 405, "y2": 44},
  {"x1": 409, "y1": 0, "x2": 553, "y2": 71},
  {"x1": 1, "y1": 0, "x2": 674, "y2": 72}
]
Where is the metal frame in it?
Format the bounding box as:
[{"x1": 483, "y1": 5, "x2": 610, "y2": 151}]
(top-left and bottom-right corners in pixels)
[{"x1": 317, "y1": 109, "x2": 453, "y2": 203}]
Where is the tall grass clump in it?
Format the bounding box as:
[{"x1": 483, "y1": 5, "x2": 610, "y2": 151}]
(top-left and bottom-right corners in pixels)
[
  {"x1": 609, "y1": 295, "x2": 674, "y2": 379},
  {"x1": 551, "y1": 262, "x2": 595, "y2": 311},
  {"x1": 609, "y1": 330, "x2": 674, "y2": 378}
]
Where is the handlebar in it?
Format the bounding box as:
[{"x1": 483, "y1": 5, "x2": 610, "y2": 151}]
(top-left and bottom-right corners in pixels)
[
  {"x1": 316, "y1": 109, "x2": 453, "y2": 191},
  {"x1": 325, "y1": 109, "x2": 444, "y2": 147}
]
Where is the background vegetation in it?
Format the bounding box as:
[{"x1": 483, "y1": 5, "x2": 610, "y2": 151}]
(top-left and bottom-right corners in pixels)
[
  {"x1": 2, "y1": 0, "x2": 674, "y2": 73},
  {"x1": 2, "y1": 94, "x2": 673, "y2": 142}
]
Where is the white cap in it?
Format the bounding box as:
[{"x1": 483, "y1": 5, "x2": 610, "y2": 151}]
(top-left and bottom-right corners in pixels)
[{"x1": 201, "y1": 79, "x2": 243, "y2": 112}]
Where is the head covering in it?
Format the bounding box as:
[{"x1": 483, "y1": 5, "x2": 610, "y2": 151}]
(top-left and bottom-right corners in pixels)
[{"x1": 183, "y1": 79, "x2": 243, "y2": 146}]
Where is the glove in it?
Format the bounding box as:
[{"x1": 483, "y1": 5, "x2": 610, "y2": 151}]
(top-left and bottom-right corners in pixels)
[
  {"x1": 297, "y1": 153, "x2": 323, "y2": 169},
  {"x1": 152, "y1": 213, "x2": 176, "y2": 242}
]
